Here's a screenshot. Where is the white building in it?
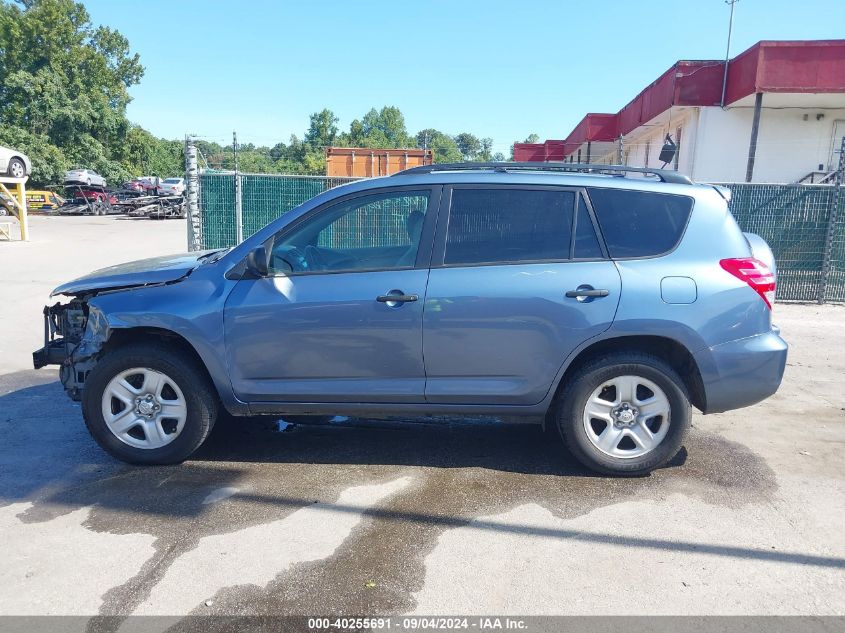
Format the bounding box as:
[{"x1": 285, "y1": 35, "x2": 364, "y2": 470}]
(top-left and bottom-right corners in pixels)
[{"x1": 514, "y1": 40, "x2": 845, "y2": 184}]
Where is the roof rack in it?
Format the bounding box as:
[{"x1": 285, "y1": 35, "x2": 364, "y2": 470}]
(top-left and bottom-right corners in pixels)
[{"x1": 394, "y1": 162, "x2": 693, "y2": 185}]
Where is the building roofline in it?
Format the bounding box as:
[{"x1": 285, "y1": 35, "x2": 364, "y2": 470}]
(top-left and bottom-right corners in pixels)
[{"x1": 515, "y1": 39, "x2": 845, "y2": 161}]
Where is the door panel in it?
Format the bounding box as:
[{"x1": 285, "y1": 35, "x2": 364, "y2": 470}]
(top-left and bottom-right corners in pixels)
[
  {"x1": 225, "y1": 269, "x2": 429, "y2": 403},
  {"x1": 423, "y1": 262, "x2": 621, "y2": 405},
  {"x1": 224, "y1": 186, "x2": 439, "y2": 404}
]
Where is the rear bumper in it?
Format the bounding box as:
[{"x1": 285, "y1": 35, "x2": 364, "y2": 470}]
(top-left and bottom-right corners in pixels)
[{"x1": 695, "y1": 328, "x2": 788, "y2": 414}]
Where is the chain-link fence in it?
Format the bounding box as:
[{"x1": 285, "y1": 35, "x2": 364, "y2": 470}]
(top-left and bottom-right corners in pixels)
[
  {"x1": 717, "y1": 182, "x2": 844, "y2": 302},
  {"x1": 191, "y1": 168, "x2": 845, "y2": 303},
  {"x1": 197, "y1": 172, "x2": 359, "y2": 249}
]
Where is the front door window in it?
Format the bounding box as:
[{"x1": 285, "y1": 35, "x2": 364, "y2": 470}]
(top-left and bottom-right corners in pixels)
[{"x1": 269, "y1": 190, "x2": 430, "y2": 275}]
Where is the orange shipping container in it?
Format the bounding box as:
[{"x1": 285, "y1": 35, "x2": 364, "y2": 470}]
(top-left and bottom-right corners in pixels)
[{"x1": 325, "y1": 147, "x2": 433, "y2": 178}]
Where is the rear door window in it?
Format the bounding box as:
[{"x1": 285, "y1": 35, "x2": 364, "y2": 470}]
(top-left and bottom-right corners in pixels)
[
  {"x1": 586, "y1": 188, "x2": 693, "y2": 258},
  {"x1": 444, "y1": 188, "x2": 575, "y2": 265}
]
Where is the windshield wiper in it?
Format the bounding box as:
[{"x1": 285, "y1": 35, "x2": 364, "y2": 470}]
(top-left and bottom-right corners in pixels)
[{"x1": 199, "y1": 249, "x2": 230, "y2": 264}]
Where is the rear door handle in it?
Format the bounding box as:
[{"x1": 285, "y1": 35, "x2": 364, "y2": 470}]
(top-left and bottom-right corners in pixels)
[
  {"x1": 377, "y1": 293, "x2": 418, "y2": 303},
  {"x1": 565, "y1": 288, "x2": 609, "y2": 298}
]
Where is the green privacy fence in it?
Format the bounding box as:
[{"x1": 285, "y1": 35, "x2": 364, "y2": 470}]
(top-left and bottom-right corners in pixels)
[
  {"x1": 196, "y1": 171, "x2": 845, "y2": 303},
  {"x1": 717, "y1": 182, "x2": 844, "y2": 303},
  {"x1": 198, "y1": 172, "x2": 358, "y2": 249}
]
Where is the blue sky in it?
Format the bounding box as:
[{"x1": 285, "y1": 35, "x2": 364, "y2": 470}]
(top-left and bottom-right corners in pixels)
[{"x1": 83, "y1": 0, "x2": 844, "y2": 153}]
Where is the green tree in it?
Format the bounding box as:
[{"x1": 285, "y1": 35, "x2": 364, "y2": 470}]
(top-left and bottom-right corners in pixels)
[
  {"x1": 343, "y1": 119, "x2": 367, "y2": 147},
  {"x1": 455, "y1": 132, "x2": 481, "y2": 160},
  {"x1": 415, "y1": 128, "x2": 462, "y2": 164},
  {"x1": 118, "y1": 126, "x2": 182, "y2": 177},
  {"x1": 523, "y1": 133, "x2": 540, "y2": 144},
  {"x1": 304, "y1": 109, "x2": 339, "y2": 150},
  {"x1": 0, "y1": 0, "x2": 145, "y2": 185},
  {"x1": 0, "y1": 124, "x2": 69, "y2": 183},
  {"x1": 361, "y1": 106, "x2": 411, "y2": 148},
  {"x1": 478, "y1": 137, "x2": 494, "y2": 161}
]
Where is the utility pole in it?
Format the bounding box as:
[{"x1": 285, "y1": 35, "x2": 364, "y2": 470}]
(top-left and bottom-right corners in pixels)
[
  {"x1": 185, "y1": 135, "x2": 201, "y2": 252},
  {"x1": 720, "y1": 0, "x2": 738, "y2": 108}
]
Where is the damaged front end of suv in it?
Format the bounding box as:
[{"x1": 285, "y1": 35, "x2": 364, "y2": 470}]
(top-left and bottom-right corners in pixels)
[
  {"x1": 32, "y1": 250, "x2": 228, "y2": 400},
  {"x1": 33, "y1": 298, "x2": 111, "y2": 400}
]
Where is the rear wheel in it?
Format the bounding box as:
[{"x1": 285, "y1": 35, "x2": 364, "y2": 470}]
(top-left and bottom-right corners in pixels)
[
  {"x1": 82, "y1": 343, "x2": 218, "y2": 464},
  {"x1": 555, "y1": 352, "x2": 690, "y2": 476}
]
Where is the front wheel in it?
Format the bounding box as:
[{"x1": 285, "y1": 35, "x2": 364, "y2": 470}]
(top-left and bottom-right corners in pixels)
[
  {"x1": 555, "y1": 352, "x2": 691, "y2": 476},
  {"x1": 82, "y1": 343, "x2": 218, "y2": 464}
]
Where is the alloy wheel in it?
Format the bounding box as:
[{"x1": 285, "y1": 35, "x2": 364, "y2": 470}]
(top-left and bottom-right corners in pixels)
[
  {"x1": 101, "y1": 367, "x2": 188, "y2": 449},
  {"x1": 582, "y1": 374, "x2": 671, "y2": 458}
]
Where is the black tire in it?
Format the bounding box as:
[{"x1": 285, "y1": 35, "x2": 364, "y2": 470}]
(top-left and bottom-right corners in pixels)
[
  {"x1": 7, "y1": 157, "x2": 25, "y2": 178},
  {"x1": 555, "y1": 352, "x2": 690, "y2": 476},
  {"x1": 81, "y1": 343, "x2": 218, "y2": 465}
]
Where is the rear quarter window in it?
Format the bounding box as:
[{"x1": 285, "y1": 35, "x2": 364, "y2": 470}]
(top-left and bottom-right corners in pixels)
[{"x1": 586, "y1": 188, "x2": 693, "y2": 258}]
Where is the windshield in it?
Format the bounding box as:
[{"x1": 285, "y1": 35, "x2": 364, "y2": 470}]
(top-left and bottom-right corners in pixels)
[{"x1": 163, "y1": 178, "x2": 182, "y2": 184}]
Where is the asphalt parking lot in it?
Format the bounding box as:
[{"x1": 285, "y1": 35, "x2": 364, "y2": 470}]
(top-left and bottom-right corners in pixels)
[{"x1": 1, "y1": 216, "x2": 844, "y2": 620}]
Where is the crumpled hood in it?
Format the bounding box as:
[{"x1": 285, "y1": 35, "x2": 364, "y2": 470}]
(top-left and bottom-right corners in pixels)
[{"x1": 51, "y1": 251, "x2": 216, "y2": 296}]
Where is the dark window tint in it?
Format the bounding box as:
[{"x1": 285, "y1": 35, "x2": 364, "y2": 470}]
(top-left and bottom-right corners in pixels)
[
  {"x1": 445, "y1": 189, "x2": 574, "y2": 265},
  {"x1": 574, "y1": 199, "x2": 603, "y2": 259},
  {"x1": 586, "y1": 188, "x2": 693, "y2": 258}
]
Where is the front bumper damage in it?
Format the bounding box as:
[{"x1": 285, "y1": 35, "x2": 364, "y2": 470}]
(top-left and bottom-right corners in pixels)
[{"x1": 33, "y1": 301, "x2": 110, "y2": 400}]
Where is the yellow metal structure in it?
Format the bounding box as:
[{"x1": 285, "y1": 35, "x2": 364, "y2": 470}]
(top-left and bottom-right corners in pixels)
[{"x1": 0, "y1": 175, "x2": 29, "y2": 241}]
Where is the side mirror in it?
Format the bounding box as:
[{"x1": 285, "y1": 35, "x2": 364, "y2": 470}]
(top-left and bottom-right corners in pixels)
[{"x1": 245, "y1": 246, "x2": 269, "y2": 278}]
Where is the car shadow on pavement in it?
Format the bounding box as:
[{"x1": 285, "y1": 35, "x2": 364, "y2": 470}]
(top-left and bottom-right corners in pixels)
[
  {"x1": 197, "y1": 413, "x2": 613, "y2": 476},
  {"x1": 4, "y1": 375, "x2": 845, "y2": 577},
  {"x1": 0, "y1": 373, "x2": 688, "y2": 521}
]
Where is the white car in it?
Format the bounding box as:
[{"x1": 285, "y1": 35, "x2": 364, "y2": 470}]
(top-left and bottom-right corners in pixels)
[
  {"x1": 64, "y1": 168, "x2": 107, "y2": 187},
  {"x1": 158, "y1": 177, "x2": 185, "y2": 196},
  {"x1": 0, "y1": 146, "x2": 32, "y2": 179}
]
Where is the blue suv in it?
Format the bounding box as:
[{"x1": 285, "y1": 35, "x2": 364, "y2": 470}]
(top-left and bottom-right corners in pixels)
[{"x1": 33, "y1": 163, "x2": 787, "y2": 475}]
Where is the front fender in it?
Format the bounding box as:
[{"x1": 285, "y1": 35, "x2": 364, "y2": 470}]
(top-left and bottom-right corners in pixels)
[{"x1": 87, "y1": 271, "x2": 247, "y2": 414}]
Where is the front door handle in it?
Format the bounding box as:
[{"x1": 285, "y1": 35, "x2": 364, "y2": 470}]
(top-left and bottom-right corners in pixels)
[
  {"x1": 565, "y1": 288, "x2": 609, "y2": 298},
  {"x1": 377, "y1": 293, "x2": 418, "y2": 303}
]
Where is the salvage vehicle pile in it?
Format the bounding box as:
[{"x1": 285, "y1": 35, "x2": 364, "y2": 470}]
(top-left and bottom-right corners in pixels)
[{"x1": 33, "y1": 184, "x2": 186, "y2": 219}]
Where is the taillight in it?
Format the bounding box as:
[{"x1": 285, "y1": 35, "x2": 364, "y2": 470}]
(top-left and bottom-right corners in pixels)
[{"x1": 720, "y1": 257, "x2": 776, "y2": 309}]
